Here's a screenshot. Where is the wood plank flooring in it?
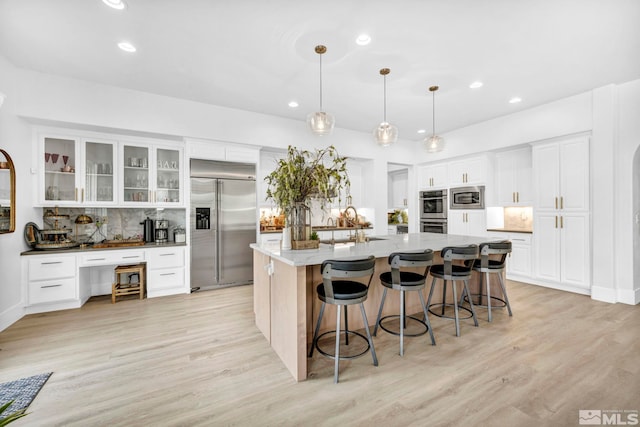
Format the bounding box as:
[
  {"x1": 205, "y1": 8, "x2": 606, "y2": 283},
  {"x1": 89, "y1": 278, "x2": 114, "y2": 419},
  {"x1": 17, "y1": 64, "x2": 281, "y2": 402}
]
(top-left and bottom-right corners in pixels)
[{"x1": 1, "y1": 281, "x2": 639, "y2": 426}]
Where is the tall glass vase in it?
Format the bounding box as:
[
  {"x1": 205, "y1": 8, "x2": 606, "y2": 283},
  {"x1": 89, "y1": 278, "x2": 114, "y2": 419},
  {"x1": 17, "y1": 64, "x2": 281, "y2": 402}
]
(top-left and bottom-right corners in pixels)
[{"x1": 290, "y1": 203, "x2": 311, "y2": 243}]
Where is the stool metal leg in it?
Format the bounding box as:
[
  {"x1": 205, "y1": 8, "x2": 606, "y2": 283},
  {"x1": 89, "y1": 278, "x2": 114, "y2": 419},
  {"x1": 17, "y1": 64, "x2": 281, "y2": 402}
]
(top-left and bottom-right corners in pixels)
[
  {"x1": 334, "y1": 305, "x2": 341, "y2": 383},
  {"x1": 451, "y1": 280, "x2": 461, "y2": 337},
  {"x1": 344, "y1": 306, "x2": 349, "y2": 346},
  {"x1": 309, "y1": 302, "x2": 326, "y2": 357},
  {"x1": 418, "y1": 290, "x2": 436, "y2": 345},
  {"x1": 463, "y1": 280, "x2": 479, "y2": 327},
  {"x1": 486, "y1": 271, "x2": 492, "y2": 322},
  {"x1": 497, "y1": 272, "x2": 513, "y2": 316},
  {"x1": 359, "y1": 303, "x2": 378, "y2": 367},
  {"x1": 400, "y1": 289, "x2": 405, "y2": 356},
  {"x1": 441, "y1": 280, "x2": 447, "y2": 316},
  {"x1": 478, "y1": 271, "x2": 484, "y2": 306},
  {"x1": 373, "y1": 287, "x2": 388, "y2": 336},
  {"x1": 427, "y1": 276, "x2": 437, "y2": 311}
]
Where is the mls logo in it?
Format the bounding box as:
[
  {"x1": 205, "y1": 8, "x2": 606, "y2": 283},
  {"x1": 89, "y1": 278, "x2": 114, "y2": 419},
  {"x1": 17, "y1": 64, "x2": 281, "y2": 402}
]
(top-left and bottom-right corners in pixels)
[{"x1": 580, "y1": 410, "x2": 602, "y2": 425}]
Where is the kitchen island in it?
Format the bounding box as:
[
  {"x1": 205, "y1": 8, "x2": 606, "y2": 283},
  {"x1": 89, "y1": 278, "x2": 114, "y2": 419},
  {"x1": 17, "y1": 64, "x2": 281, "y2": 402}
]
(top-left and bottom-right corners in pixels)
[{"x1": 250, "y1": 232, "x2": 491, "y2": 381}]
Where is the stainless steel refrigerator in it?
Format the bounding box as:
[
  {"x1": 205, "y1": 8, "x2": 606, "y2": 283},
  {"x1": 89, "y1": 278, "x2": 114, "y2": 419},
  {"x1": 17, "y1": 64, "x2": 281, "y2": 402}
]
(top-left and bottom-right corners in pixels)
[{"x1": 190, "y1": 159, "x2": 256, "y2": 290}]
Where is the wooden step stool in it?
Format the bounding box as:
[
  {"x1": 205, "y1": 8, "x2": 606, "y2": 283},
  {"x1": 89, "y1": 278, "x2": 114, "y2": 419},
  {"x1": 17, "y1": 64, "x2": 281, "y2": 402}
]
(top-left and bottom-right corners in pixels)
[{"x1": 112, "y1": 264, "x2": 146, "y2": 303}]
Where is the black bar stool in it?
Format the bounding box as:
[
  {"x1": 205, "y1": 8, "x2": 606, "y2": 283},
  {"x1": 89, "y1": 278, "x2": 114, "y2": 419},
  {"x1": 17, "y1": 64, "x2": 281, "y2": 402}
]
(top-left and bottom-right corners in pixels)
[
  {"x1": 427, "y1": 245, "x2": 479, "y2": 337},
  {"x1": 308, "y1": 255, "x2": 378, "y2": 383},
  {"x1": 461, "y1": 241, "x2": 513, "y2": 322},
  {"x1": 374, "y1": 249, "x2": 436, "y2": 356}
]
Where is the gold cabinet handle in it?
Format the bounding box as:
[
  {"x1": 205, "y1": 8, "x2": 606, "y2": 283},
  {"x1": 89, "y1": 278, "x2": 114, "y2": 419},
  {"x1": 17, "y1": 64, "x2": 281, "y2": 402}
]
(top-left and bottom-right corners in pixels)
[
  {"x1": 555, "y1": 216, "x2": 558, "y2": 228},
  {"x1": 516, "y1": 192, "x2": 519, "y2": 203},
  {"x1": 81, "y1": 188, "x2": 85, "y2": 202},
  {"x1": 555, "y1": 197, "x2": 558, "y2": 209},
  {"x1": 75, "y1": 188, "x2": 78, "y2": 201},
  {"x1": 560, "y1": 216, "x2": 563, "y2": 228},
  {"x1": 513, "y1": 192, "x2": 516, "y2": 203},
  {"x1": 560, "y1": 196, "x2": 564, "y2": 210}
]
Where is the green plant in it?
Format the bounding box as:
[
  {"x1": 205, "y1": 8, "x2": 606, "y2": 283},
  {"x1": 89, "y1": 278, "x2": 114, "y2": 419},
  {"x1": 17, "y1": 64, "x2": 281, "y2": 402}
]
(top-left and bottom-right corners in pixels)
[
  {"x1": 265, "y1": 145, "x2": 350, "y2": 218},
  {"x1": 310, "y1": 231, "x2": 319, "y2": 241},
  {"x1": 0, "y1": 400, "x2": 28, "y2": 426}
]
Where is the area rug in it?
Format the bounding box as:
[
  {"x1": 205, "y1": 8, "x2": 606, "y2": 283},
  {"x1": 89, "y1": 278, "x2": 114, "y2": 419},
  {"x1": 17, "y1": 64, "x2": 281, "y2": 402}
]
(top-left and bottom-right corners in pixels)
[{"x1": 0, "y1": 373, "x2": 52, "y2": 418}]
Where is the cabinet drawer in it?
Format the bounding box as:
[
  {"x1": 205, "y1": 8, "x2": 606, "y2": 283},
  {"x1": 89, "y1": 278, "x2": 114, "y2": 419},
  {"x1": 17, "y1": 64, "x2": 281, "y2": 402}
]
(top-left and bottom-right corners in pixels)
[
  {"x1": 28, "y1": 256, "x2": 76, "y2": 281},
  {"x1": 147, "y1": 248, "x2": 184, "y2": 269},
  {"x1": 148, "y1": 267, "x2": 184, "y2": 291},
  {"x1": 80, "y1": 250, "x2": 145, "y2": 266},
  {"x1": 29, "y1": 277, "x2": 76, "y2": 305},
  {"x1": 509, "y1": 234, "x2": 532, "y2": 245}
]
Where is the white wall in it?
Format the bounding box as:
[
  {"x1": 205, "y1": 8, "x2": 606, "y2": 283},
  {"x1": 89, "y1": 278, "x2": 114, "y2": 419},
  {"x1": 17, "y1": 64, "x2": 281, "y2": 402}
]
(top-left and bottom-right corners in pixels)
[{"x1": 615, "y1": 79, "x2": 640, "y2": 304}]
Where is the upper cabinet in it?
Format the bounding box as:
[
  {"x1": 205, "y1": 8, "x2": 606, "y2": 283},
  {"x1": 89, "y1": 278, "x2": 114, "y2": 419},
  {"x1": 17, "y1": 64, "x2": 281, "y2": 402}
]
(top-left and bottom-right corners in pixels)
[
  {"x1": 121, "y1": 142, "x2": 183, "y2": 206},
  {"x1": 532, "y1": 137, "x2": 589, "y2": 212},
  {"x1": 448, "y1": 154, "x2": 492, "y2": 186},
  {"x1": 418, "y1": 163, "x2": 448, "y2": 189},
  {"x1": 37, "y1": 129, "x2": 184, "y2": 207},
  {"x1": 388, "y1": 169, "x2": 408, "y2": 209},
  {"x1": 40, "y1": 134, "x2": 117, "y2": 206},
  {"x1": 495, "y1": 147, "x2": 532, "y2": 206}
]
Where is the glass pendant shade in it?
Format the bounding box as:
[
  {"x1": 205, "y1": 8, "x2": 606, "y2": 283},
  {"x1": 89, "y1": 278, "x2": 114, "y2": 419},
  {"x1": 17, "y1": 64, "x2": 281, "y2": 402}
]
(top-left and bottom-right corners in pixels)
[
  {"x1": 374, "y1": 68, "x2": 397, "y2": 146},
  {"x1": 424, "y1": 134, "x2": 445, "y2": 152},
  {"x1": 307, "y1": 111, "x2": 335, "y2": 136},
  {"x1": 374, "y1": 122, "x2": 398, "y2": 146}
]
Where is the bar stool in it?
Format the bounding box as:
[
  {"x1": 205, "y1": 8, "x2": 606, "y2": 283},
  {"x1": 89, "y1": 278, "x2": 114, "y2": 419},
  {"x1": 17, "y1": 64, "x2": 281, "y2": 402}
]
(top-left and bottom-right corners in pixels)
[
  {"x1": 309, "y1": 255, "x2": 377, "y2": 383},
  {"x1": 427, "y1": 245, "x2": 479, "y2": 337},
  {"x1": 374, "y1": 249, "x2": 436, "y2": 356},
  {"x1": 461, "y1": 241, "x2": 513, "y2": 322}
]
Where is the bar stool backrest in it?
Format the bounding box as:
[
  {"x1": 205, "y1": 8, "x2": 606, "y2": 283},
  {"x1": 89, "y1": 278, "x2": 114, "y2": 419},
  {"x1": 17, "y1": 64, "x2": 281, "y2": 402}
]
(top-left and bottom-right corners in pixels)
[
  {"x1": 441, "y1": 245, "x2": 479, "y2": 277},
  {"x1": 388, "y1": 249, "x2": 434, "y2": 285},
  {"x1": 321, "y1": 255, "x2": 376, "y2": 300},
  {"x1": 479, "y1": 240, "x2": 512, "y2": 269}
]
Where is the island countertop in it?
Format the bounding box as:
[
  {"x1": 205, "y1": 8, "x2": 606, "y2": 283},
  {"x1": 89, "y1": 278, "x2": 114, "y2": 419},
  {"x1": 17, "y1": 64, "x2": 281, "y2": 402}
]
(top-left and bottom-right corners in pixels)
[{"x1": 250, "y1": 232, "x2": 489, "y2": 267}]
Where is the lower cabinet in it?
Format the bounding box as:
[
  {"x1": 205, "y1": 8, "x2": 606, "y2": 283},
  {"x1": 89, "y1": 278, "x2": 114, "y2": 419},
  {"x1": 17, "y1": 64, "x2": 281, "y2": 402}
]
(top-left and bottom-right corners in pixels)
[
  {"x1": 146, "y1": 247, "x2": 186, "y2": 297},
  {"x1": 448, "y1": 210, "x2": 487, "y2": 237},
  {"x1": 27, "y1": 255, "x2": 77, "y2": 306},
  {"x1": 23, "y1": 245, "x2": 188, "y2": 313},
  {"x1": 486, "y1": 231, "x2": 532, "y2": 281}
]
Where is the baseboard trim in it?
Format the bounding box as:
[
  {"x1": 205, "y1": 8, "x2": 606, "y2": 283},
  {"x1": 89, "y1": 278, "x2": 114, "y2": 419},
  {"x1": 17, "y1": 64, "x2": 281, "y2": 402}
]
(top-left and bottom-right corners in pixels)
[
  {"x1": 590, "y1": 286, "x2": 618, "y2": 303},
  {"x1": 0, "y1": 302, "x2": 25, "y2": 333},
  {"x1": 617, "y1": 287, "x2": 640, "y2": 305}
]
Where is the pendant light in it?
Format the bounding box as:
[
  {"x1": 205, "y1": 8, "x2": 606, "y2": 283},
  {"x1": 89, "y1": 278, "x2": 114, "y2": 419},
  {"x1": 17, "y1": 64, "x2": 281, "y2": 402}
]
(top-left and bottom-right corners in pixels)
[
  {"x1": 307, "y1": 45, "x2": 335, "y2": 136},
  {"x1": 424, "y1": 85, "x2": 445, "y2": 153},
  {"x1": 373, "y1": 68, "x2": 398, "y2": 146}
]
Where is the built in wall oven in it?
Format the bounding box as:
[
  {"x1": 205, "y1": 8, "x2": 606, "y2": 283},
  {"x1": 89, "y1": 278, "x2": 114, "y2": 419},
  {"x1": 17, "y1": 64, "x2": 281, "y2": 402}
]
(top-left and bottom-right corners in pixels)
[
  {"x1": 420, "y1": 219, "x2": 447, "y2": 234},
  {"x1": 449, "y1": 186, "x2": 485, "y2": 210},
  {"x1": 420, "y1": 189, "x2": 448, "y2": 220}
]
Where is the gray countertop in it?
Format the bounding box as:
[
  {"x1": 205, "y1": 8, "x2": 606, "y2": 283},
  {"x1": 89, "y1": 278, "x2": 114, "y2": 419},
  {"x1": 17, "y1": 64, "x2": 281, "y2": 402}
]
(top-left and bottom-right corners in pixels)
[
  {"x1": 21, "y1": 241, "x2": 186, "y2": 256},
  {"x1": 250, "y1": 232, "x2": 489, "y2": 267}
]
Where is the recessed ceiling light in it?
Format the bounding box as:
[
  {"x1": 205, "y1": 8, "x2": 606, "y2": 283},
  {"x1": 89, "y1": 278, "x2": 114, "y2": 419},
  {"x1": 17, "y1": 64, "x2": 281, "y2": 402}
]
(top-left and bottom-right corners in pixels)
[
  {"x1": 509, "y1": 97, "x2": 522, "y2": 104},
  {"x1": 469, "y1": 81, "x2": 483, "y2": 89},
  {"x1": 288, "y1": 101, "x2": 299, "y2": 108},
  {"x1": 356, "y1": 34, "x2": 371, "y2": 46},
  {"x1": 102, "y1": 0, "x2": 126, "y2": 10},
  {"x1": 118, "y1": 41, "x2": 136, "y2": 52},
  {"x1": 417, "y1": 129, "x2": 426, "y2": 134}
]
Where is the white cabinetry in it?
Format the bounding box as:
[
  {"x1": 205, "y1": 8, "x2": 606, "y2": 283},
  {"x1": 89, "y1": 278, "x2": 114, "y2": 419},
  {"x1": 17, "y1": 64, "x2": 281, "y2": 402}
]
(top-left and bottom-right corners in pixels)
[
  {"x1": 486, "y1": 231, "x2": 532, "y2": 280},
  {"x1": 388, "y1": 169, "x2": 408, "y2": 208},
  {"x1": 120, "y1": 142, "x2": 184, "y2": 206},
  {"x1": 448, "y1": 210, "x2": 486, "y2": 237},
  {"x1": 146, "y1": 246, "x2": 186, "y2": 297},
  {"x1": 418, "y1": 163, "x2": 447, "y2": 189},
  {"x1": 39, "y1": 134, "x2": 118, "y2": 206},
  {"x1": 495, "y1": 147, "x2": 532, "y2": 206},
  {"x1": 448, "y1": 154, "x2": 491, "y2": 186},
  {"x1": 27, "y1": 255, "x2": 77, "y2": 305},
  {"x1": 532, "y1": 137, "x2": 590, "y2": 292}
]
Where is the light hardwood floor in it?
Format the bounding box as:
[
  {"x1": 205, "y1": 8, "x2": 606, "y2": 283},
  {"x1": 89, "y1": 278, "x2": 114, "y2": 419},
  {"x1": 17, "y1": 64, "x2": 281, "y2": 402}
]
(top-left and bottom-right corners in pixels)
[{"x1": 1, "y1": 281, "x2": 639, "y2": 426}]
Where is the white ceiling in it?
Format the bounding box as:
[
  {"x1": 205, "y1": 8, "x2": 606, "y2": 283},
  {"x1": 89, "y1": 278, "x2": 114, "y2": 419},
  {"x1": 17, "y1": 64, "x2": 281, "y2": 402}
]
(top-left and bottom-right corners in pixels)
[{"x1": 1, "y1": 0, "x2": 639, "y2": 139}]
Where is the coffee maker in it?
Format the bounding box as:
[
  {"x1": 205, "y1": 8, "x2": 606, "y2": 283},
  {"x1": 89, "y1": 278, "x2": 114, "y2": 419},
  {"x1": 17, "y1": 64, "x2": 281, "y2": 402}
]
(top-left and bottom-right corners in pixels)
[{"x1": 155, "y1": 219, "x2": 169, "y2": 243}]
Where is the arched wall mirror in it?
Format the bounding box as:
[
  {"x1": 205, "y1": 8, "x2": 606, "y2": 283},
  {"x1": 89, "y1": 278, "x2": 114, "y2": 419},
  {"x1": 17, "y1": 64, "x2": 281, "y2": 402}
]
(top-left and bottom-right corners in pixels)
[{"x1": 0, "y1": 149, "x2": 16, "y2": 233}]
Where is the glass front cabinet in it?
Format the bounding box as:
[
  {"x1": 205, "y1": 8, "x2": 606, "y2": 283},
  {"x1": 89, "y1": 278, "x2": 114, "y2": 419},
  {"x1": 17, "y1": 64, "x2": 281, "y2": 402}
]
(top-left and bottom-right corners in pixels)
[
  {"x1": 38, "y1": 131, "x2": 182, "y2": 207},
  {"x1": 120, "y1": 142, "x2": 183, "y2": 206},
  {"x1": 40, "y1": 135, "x2": 117, "y2": 206}
]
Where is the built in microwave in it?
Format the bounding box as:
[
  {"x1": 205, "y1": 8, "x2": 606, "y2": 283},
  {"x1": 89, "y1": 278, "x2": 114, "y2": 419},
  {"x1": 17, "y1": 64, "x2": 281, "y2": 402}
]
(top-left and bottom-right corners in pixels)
[{"x1": 449, "y1": 186, "x2": 485, "y2": 210}]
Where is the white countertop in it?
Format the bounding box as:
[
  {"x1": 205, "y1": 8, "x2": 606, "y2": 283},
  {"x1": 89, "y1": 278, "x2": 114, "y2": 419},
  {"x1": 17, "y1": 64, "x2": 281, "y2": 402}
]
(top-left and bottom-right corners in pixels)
[{"x1": 250, "y1": 233, "x2": 490, "y2": 267}]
